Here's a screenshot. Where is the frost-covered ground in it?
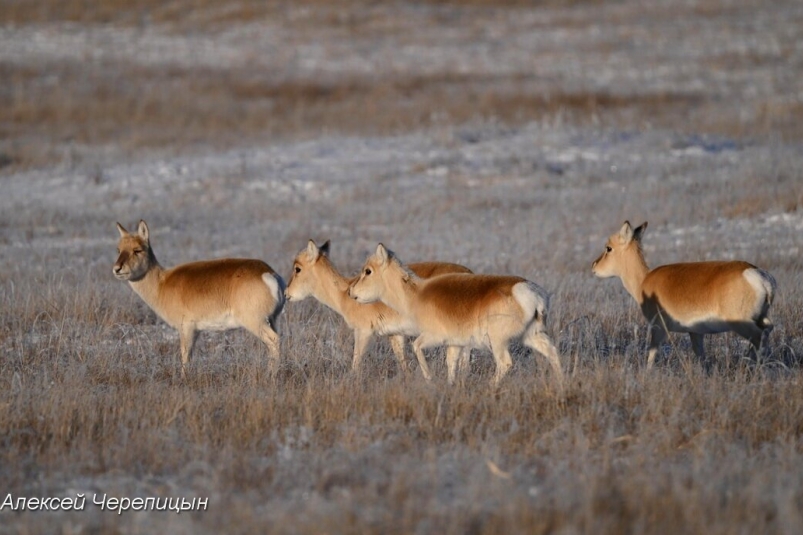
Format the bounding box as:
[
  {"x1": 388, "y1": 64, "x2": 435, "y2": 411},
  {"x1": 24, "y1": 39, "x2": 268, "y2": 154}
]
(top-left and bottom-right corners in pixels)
[
  {"x1": 2, "y1": 122, "x2": 801, "y2": 274},
  {"x1": 1, "y1": 1, "x2": 803, "y2": 533}
]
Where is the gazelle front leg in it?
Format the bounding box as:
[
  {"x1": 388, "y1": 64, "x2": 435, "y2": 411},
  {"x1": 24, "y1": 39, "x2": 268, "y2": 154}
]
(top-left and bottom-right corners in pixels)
[
  {"x1": 445, "y1": 346, "x2": 463, "y2": 385},
  {"x1": 179, "y1": 322, "x2": 198, "y2": 377},
  {"x1": 388, "y1": 334, "x2": 410, "y2": 373},
  {"x1": 352, "y1": 329, "x2": 373, "y2": 371},
  {"x1": 689, "y1": 332, "x2": 705, "y2": 359},
  {"x1": 456, "y1": 347, "x2": 471, "y2": 379},
  {"x1": 411, "y1": 334, "x2": 439, "y2": 381}
]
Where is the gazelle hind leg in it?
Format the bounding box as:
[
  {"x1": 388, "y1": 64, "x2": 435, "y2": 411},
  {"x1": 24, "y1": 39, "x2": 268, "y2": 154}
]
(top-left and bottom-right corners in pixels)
[
  {"x1": 523, "y1": 321, "x2": 564, "y2": 384},
  {"x1": 489, "y1": 337, "x2": 513, "y2": 386},
  {"x1": 244, "y1": 319, "x2": 281, "y2": 372},
  {"x1": 689, "y1": 333, "x2": 705, "y2": 358},
  {"x1": 758, "y1": 320, "x2": 774, "y2": 357},
  {"x1": 261, "y1": 325, "x2": 281, "y2": 359},
  {"x1": 733, "y1": 322, "x2": 767, "y2": 360},
  {"x1": 646, "y1": 324, "x2": 667, "y2": 369},
  {"x1": 689, "y1": 333, "x2": 713, "y2": 372}
]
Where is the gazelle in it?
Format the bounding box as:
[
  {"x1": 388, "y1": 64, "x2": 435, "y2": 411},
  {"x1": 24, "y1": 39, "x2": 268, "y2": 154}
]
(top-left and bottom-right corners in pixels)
[
  {"x1": 348, "y1": 244, "x2": 563, "y2": 386},
  {"x1": 285, "y1": 239, "x2": 472, "y2": 373},
  {"x1": 592, "y1": 221, "x2": 776, "y2": 369},
  {"x1": 113, "y1": 220, "x2": 285, "y2": 374}
]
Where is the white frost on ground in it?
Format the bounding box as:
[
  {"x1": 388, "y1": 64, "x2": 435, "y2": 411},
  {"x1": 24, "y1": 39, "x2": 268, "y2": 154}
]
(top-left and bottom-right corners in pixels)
[{"x1": 1, "y1": 122, "x2": 801, "y2": 276}]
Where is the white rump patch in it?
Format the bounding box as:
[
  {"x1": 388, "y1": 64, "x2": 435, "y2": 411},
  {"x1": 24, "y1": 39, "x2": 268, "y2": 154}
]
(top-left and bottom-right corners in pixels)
[
  {"x1": 262, "y1": 273, "x2": 285, "y2": 306},
  {"x1": 742, "y1": 267, "x2": 776, "y2": 314},
  {"x1": 511, "y1": 281, "x2": 548, "y2": 320}
]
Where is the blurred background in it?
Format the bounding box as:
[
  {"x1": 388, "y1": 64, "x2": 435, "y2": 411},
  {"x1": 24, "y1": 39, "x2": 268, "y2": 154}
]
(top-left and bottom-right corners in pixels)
[{"x1": 2, "y1": 0, "x2": 802, "y2": 172}]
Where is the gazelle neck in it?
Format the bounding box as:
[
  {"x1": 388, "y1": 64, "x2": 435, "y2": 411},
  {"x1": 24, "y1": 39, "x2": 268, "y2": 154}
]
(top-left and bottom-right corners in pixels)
[
  {"x1": 381, "y1": 264, "x2": 418, "y2": 316},
  {"x1": 128, "y1": 257, "x2": 165, "y2": 307},
  {"x1": 620, "y1": 246, "x2": 650, "y2": 304},
  {"x1": 313, "y1": 257, "x2": 354, "y2": 313}
]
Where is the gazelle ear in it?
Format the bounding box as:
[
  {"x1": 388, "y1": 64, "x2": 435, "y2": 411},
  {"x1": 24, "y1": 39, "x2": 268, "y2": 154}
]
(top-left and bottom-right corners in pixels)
[
  {"x1": 305, "y1": 239, "x2": 320, "y2": 261},
  {"x1": 618, "y1": 221, "x2": 634, "y2": 244},
  {"x1": 375, "y1": 243, "x2": 389, "y2": 265},
  {"x1": 633, "y1": 222, "x2": 648, "y2": 242},
  {"x1": 116, "y1": 222, "x2": 129, "y2": 237},
  {"x1": 137, "y1": 220, "x2": 150, "y2": 242},
  {"x1": 319, "y1": 240, "x2": 331, "y2": 257}
]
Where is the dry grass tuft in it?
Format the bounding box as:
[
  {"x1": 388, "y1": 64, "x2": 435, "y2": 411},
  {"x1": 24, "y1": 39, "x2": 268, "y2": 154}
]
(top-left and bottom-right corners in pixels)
[{"x1": 1, "y1": 267, "x2": 803, "y2": 532}]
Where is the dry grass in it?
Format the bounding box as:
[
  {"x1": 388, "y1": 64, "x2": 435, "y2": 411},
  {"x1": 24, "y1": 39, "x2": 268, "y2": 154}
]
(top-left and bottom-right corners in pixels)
[
  {"x1": 1, "y1": 220, "x2": 802, "y2": 532},
  {"x1": 2, "y1": 286, "x2": 803, "y2": 533},
  {"x1": 2, "y1": 0, "x2": 803, "y2": 532}
]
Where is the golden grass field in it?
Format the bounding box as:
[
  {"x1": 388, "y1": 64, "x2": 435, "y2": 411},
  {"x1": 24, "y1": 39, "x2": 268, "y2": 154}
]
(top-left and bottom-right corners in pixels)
[{"x1": 1, "y1": 0, "x2": 803, "y2": 533}]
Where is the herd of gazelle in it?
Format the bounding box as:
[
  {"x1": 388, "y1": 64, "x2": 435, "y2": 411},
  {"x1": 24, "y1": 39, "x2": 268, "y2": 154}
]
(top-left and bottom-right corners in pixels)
[{"x1": 114, "y1": 220, "x2": 776, "y2": 382}]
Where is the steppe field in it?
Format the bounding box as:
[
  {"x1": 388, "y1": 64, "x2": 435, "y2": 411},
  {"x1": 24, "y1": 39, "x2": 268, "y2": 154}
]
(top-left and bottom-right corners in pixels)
[{"x1": 2, "y1": 0, "x2": 803, "y2": 533}]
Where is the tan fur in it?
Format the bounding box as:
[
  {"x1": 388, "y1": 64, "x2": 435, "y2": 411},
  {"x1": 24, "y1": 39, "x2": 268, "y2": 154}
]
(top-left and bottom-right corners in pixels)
[
  {"x1": 113, "y1": 220, "x2": 285, "y2": 374},
  {"x1": 403, "y1": 261, "x2": 473, "y2": 279},
  {"x1": 284, "y1": 240, "x2": 472, "y2": 372},
  {"x1": 348, "y1": 244, "x2": 563, "y2": 386},
  {"x1": 592, "y1": 221, "x2": 776, "y2": 368}
]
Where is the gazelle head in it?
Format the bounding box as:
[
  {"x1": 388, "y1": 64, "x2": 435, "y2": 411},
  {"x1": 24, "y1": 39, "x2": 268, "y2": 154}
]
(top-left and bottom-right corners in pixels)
[
  {"x1": 592, "y1": 221, "x2": 648, "y2": 278},
  {"x1": 349, "y1": 243, "x2": 404, "y2": 304},
  {"x1": 285, "y1": 239, "x2": 330, "y2": 301},
  {"x1": 113, "y1": 220, "x2": 154, "y2": 281}
]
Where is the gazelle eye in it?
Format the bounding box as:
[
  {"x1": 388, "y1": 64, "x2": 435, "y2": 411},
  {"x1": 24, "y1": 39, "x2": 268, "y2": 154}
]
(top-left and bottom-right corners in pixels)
[
  {"x1": 134, "y1": 249, "x2": 143, "y2": 255},
  {"x1": 364, "y1": 268, "x2": 372, "y2": 276},
  {"x1": 606, "y1": 246, "x2": 612, "y2": 253},
  {"x1": 294, "y1": 266, "x2": 301, "y2": 274}
]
